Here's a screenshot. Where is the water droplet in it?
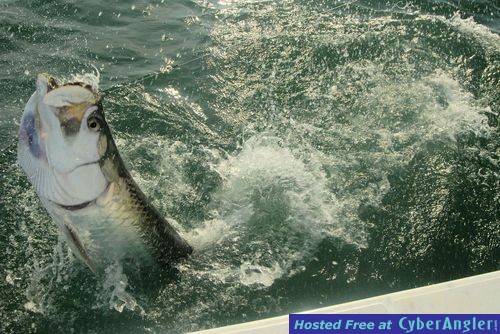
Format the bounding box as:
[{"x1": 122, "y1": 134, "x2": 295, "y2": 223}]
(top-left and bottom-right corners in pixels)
[
  {"x1": 131, "y1": 5, "x2": 136, "y2": 10},
  {"x1": 24, "y1": 70, "x2": 30, "y2": 76},
  {"x1": 161, "y1": 34, "x2": 166, "y2": 41},
  {"x1": 98, "y1": 11, "x2": 102, "y2": 17}
]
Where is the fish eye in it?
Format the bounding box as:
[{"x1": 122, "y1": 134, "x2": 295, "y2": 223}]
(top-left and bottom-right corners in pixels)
[{"x1": 87, "y1": 116, "x2": 102, "y2": 132}]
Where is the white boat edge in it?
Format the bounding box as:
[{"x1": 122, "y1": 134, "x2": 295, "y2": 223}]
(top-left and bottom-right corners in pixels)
[{"x1": 190, "y1": 270, "x2": 500, "y2": 333}]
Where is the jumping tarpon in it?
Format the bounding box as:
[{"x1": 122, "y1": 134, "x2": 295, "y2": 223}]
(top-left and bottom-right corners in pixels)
[{"x1": 17, "y1": 74, "x2": 192, "y2": 274}]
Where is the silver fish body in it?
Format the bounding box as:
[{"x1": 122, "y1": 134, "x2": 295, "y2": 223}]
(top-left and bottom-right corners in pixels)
[{"x1": 17, "y1": 74, "x2": 192, "y2": 273}]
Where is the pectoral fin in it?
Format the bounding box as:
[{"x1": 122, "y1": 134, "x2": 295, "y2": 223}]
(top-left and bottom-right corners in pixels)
[{"x1": 60, "y1": 223, "x2": 97, "y2": 274}]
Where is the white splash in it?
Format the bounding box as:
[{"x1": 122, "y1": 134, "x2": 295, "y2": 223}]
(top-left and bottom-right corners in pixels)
[
  {"x1": 181, "y1": 134, "x2": 343, "y2": 287},
  {"x1": 102, "y1": 262, "x2": 144, "y2": 314},
  {"x1": 68, "y1": 67, "x2": 101, "y2": 91}
]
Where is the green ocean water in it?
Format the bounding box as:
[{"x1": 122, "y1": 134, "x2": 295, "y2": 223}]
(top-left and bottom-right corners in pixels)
[{"x1": 0, "y1": 0, "x2": 499, "y2": 333}]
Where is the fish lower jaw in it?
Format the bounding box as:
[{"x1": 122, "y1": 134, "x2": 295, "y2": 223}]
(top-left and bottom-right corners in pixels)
[{"x1": 43, "y1": 181, "x2": 112, "y2": 210}]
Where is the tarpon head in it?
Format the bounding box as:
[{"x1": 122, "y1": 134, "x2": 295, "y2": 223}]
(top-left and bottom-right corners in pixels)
[{"x1": 18, "y1": 74, "x2": 112, "y2": 207}]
